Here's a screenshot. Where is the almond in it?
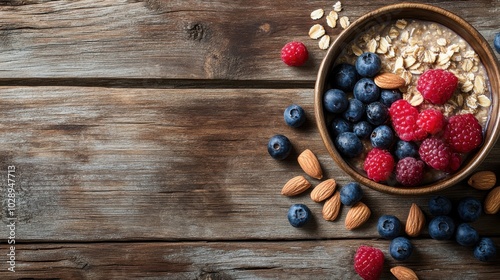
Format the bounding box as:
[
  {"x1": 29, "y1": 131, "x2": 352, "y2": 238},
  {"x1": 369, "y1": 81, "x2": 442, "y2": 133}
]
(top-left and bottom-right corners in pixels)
[
  {"x1": 468, "y1": 171, "x2": 496, "y2": 190},
  {"x1": 298, "y1": 149, "x2": 323, "y2": 180},
  {"x1": 322, "y1": 191, "x2": 341, "y2": 221},
  {"x1": 345, "y1": 202, "x2": 371, "y2": 230},
  {"x1": 374, "y1": 72, "x2": 406, "y2": 89},
  {"x1": 390, "y1": 266, "x2": 419, "y2": 280},
  {"x1": 311, "y1": 178, "x2": 336, "y2": 202},
  {"x1": 484, "y1": 186, "x2": 500, "y2": 214},
  {"x1": 405, "y1": 203, "x2": 425, "y2": 237},
  {"x1": 281, "y1": 176, "x2": 311, "y2": 196}
]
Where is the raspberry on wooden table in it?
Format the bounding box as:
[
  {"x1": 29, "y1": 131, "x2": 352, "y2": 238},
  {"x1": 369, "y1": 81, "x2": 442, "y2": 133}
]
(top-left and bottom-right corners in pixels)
[
  {"x1": 280, "y1": 41, "x2": 309, "y2": 66},
  {"x1": 354, "y1": 245, "x2": 385, "y2": 280},
  {"x1": 417, "y1": 69, "x2": 458, "y2": 105},
  {"x1": 444, "y1": 114, "x2": 483, "y2": 153},
  {"x1": 364, "y1": 148, "x2": 394, "y2": 182}
]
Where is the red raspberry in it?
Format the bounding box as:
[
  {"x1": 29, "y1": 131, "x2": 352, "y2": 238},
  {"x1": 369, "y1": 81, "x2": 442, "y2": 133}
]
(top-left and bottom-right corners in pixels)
[
  {"x1": 389, "y1": 100, "x2": 427, "y2": 141},
  {"x1": 416, "y1": 109, "x2": 445, "y2": 135},
  {"x1": 417, "y1": 69, "x2": 458, "y2": 105},
  {"x1": 446, "y1": 153, "x2": 462, "y2": 172},
  {"x1": 354, "y1": 245, "x2": 385, "y2": 280},
  {"x1": 419, "y1": 137, "x2": 452, "y2": 171},
  {"x1": 280, "y1": 41, "x2": 309, "y2": 66},
  {"x1": 396, "y1": 157, "x2": 425, "y2": 187},
  {"x1": 364, "y1": 148, "x2": 395, "y2": 182},
  {"x1": 444, "y1": 113, "x2": 483, "y2": 153}
]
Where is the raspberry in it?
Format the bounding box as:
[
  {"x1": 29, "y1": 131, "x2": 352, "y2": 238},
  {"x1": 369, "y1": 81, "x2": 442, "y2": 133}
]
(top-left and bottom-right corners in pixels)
[
  {"x1": 417, "y1": 69, "x2": 458, "y2": 105},
  {"x1": 419, "y1": 137, "x2": 452, "y2": 171},
  {"x1": 364, "y1": 148, "x2": 395, "y2": 182},
  {"x1": 280, "y1": 41, "x2": 309, "y2": 66},
  {"x1": 395, "y1": 157, "x2": 425, "y2": 186},
  {"x1": 447, "y1": 153, "x2": 462, "y2": 172},
  {"x1": 444, "y1": 114, "x2": 483, "y2": 153},
  {"x1": 416, "y1": 109, "x2": 445, "y2": 135},
  {"x1": 389, "y1": 100, "x2": 427, "y2": 141},
  {"x1": 354, "y1": 245, "x2": 385, "y2": 280}
]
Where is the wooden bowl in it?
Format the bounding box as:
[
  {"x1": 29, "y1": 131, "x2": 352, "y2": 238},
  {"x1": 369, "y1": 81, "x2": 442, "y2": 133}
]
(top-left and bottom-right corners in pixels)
[{"x1": 314, "y1": 3, "x2": 500, "y2": 195}]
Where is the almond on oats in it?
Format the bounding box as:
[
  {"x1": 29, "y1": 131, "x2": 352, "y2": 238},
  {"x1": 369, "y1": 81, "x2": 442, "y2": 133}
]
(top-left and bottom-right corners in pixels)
[
  {"x1": 309, "y1": 24, "x2": 325, "y2": 39},
  {"x1": 374, "y1": 72, "x2": 406, "y2": 89}
]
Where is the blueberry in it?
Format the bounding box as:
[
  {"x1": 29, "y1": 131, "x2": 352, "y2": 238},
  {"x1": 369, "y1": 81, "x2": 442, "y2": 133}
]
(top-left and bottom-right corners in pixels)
[
  {"x1": 287, "y1": 204, "x2": 311, "y2": 228},
  {"x1": 474, "y1": 237, "x2": 497, "y2": 262},
  {"x1": 389, "y1": 237, "x2": 413, "y2": 261},
  {"x1": 457, "y1": 197, "x2": 482, "y2": 222},
  {"x1": 366, "y1": 102, "x2": 389, "y2": 125},
  {"x1": 494, "y1": 33, "x2": 500, "y2": 54},
  {"x1": 343, "y1": 98, "x2": 365, "y2": 122},
  {"x1": 324, "y1": 89, "x2": 349, "y2": 114},
  {"x1": 355, "y1": 52, "x2": 382, "y2": 77},
  {"x1": 428, "y1": 195, "x2": 453, "y2": 216},
  {"x1": 284, "y1": 104, "x2": 306, "y2": 128},
  {"x1": 370, "y1": 125, "x2": 394, "y2": 150},
  {"x1": 267, "y1": 134, "x2": 292, "y2": 160},
  {"x1": 429, "y1": 215, "x2": 455, "y2": 240},
  {"x1": 334, "y1": 132, "x2": 363, "y2": 158},
  {"x1": 353, "y1": 121, "x2": 373, "y2": 139},
  {"x1": 330, "y1": 118, "x2": 352, "y2": 137},
  {"x1": 455, "y1": 223, "x2": 479, "y2": 247},
  {"x1": 394, "y1": 140, "x2": 418, "y2": 160},
  {"x1": 339, "y1": 182, "x2": 363, "y2": 206},
  {"x1": 377, "y1": 215, "x2": 402, "y2": 239},
  {"x1": 379, "y1": 89, "x2": 402, "y2": 107},
  {"x1": 353, "y1": 78, "x2": 381, "y2": 103},
  {"x1": 330, "y1": 63, "x2": 359, "y2": 92}
]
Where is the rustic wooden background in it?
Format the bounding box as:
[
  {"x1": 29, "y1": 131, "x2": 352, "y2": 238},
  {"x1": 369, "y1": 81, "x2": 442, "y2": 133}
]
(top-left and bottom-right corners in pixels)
[{"x1": 0, "y1": 0, "x2": 499, "y2": 279}]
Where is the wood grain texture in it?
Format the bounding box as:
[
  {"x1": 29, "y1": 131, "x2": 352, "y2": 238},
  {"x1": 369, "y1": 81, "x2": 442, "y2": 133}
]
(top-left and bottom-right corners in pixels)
[
  {"x1": 0, "y1": 240, "x2": 498, "y2": 279},
  {"x1": 0, "y1": 87, "x2": 499, "y2": 242},
  {"x1": 0, "y1": 0, "x2": 497, "y2": 80}
]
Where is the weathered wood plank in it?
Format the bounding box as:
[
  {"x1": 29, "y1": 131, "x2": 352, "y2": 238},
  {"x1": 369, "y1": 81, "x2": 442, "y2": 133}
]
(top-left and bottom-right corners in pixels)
[
  {"x1": 0, "y1": 87, "x2": 499, "y2": 241},
  {"x1": 0, "y1": 0, "x2": 498, "y2": 80},
  {"x1": 1, "y1": 240, "x2": 498, "y2": 279}
]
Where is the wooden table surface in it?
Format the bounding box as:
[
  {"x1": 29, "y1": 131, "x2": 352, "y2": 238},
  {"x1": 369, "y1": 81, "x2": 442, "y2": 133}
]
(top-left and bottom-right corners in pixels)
[{"x1": 0, "y1": 0, "x2": 499, "y2": 279}]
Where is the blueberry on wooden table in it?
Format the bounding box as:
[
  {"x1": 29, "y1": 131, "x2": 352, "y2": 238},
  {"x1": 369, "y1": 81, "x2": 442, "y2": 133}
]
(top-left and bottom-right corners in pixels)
[
  {"x1": 429, "y1": 215, "x2": 455, "y2": 240},
  {"x1": 474, "y1": 237, "x2": 497, "y2": 262},
  {"x1": 283, "y1": 104, "x2": 306, "y2": 128},
  {"x1": 267, "y1": 134, "x2": 292, "y2": 160},
  {"x1": 287, "y1": 204, "x2": 311, "y2": 228},
  {"x1": 339, "y1": 182, "x2": 363, "y2": 206},
  {"x1": 377, "y1": 215, "x2": 402, "y2": 240},
  {"x1": 457, "y1": 197, "x2": 482, "y2": 222},
  {"x1": 428, "y1": 195, "x2": 453, "y2": 216},
  {"x1": 389, "y1": 237, "x2": 413, "y2": 261},
  {"x1": 455, "y1": 223, "x2": 479, "y2": 247},
  {"x1": 494, "y1": 33, "x2": 500, "y2": 54}
]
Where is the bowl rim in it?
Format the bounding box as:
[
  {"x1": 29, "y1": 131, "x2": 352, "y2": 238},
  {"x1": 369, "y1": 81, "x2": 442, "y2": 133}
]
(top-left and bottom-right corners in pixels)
[{"x1": 314, "y1": 2, "x2": 500, "y2": 195}]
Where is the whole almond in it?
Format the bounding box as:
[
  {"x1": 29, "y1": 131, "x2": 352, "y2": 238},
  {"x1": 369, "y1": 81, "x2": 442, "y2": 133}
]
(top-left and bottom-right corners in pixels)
[
  {"x1": 374, "y1": 72, "x2": 406, "y2": 89},
  {"x1": 311, "y1": 178, "x2": 337, "y2": 202},
  {"x1": 484, "y1": 186, "x2": 500, "y2": 214},
  {"x1": 281, "y1": 176, "x2": 311, "y2": 196},
  {"x1": 390, "y1": 266, "x2": 419, "y2": 280},
  {"x1": 298, "y1": 149, "x2": 323, "y2": 180},
  {"x1": 468, "y1": 171, "x2": 496, "y2": 190},
  {"x1": 405, "y1": 203, "x2": 425, "y2": 237},
  {"x1": 345, "y1": 201, "x2": 371, "y2": 230},
  {"x1": 322, "y1": 191, "x2": 341, "y2": 221}
]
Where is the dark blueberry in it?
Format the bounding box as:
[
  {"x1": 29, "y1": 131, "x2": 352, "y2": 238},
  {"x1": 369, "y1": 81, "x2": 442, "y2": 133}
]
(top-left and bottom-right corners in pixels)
[
  {"x1": 428, "y1": 195, "x2": 453, "y2": 216},
  {"x1": 267, "y1": 134, "x2": 292, "y2": 160},
  {"x1": 394, "y1": 140, "x2": 419, "y2": 160},
  {"x1": 379, "y1": 89, "x2": 402, "y2": 107},
  {"x1": 457, "y1": 197, "x2": 482, "y2": 222},
  {"x1": 353, "y1": 78, "x2": 381, "y2": 103},
  {"x1": 330, "y1": 118, "x2": 352, "y2": 137},
  {"x1": 370, "y1": 125, "x2": 394, "y2": 150},
  {"x1": 287, "y1": 204, "x2": 311, "y2": 228},
  {"x1": 429, "y1": 215, "x2": 455, "y2": 240},
  {"x1": 284, "y1": 104, "x2": 306, "y2": 128},
  {"x1": 494, "y1": 33, "x2": 500, "y2": 54},
  {"x1": 455, "y1": 223, "x2": 480, "y2": 247},
  {"x1": 355, "y1": 52, "x2": 382, "y2": 77},
  {"x1": 339, "y1": 182, "x2": 363, "y2": 206},
  {"x1": 324, "y1": 89, "x2": 349, "y2": 114},
  {"x1": 389, "y1": 237, "x2": 413, "y2": 261},
  {"x1": 343, "y1": 98, "x2": 365, "y2": 122},
  {"x1": 334, "y1": 132, "x2": 363, "y2": 158},
  {"x1": 353, "y1": 121, "x2": 373, "y2": 139},
  {"x1": 330, "y1": 63, "x2": 359, "y2": 92},
  {"x1": 377, "y1": 215, "x2": 402, "y2": 239},
  {"x1": 366, "y1": 101, "x2": 389, "y2": 125},
  {"x1": 474, "y1": 237, "x2": 497, "y2": 262}
]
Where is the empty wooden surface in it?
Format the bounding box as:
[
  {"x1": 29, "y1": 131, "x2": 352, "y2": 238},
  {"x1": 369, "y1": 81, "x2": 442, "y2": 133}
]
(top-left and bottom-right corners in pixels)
[{"x1": 0, "y1": 0, "x2": 499, "y2": 279}]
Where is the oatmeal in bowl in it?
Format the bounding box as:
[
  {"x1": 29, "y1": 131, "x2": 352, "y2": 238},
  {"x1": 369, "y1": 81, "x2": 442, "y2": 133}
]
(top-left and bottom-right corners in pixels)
[{"x1": 314, "y1": 3, "x2": 500, "y2": 195}]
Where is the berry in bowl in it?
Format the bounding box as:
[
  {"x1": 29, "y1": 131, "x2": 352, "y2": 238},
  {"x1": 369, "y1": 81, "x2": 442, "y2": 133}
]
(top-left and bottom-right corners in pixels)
[{"x1": 314, "y1": 3, "x2": 500, "y2": 195}]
